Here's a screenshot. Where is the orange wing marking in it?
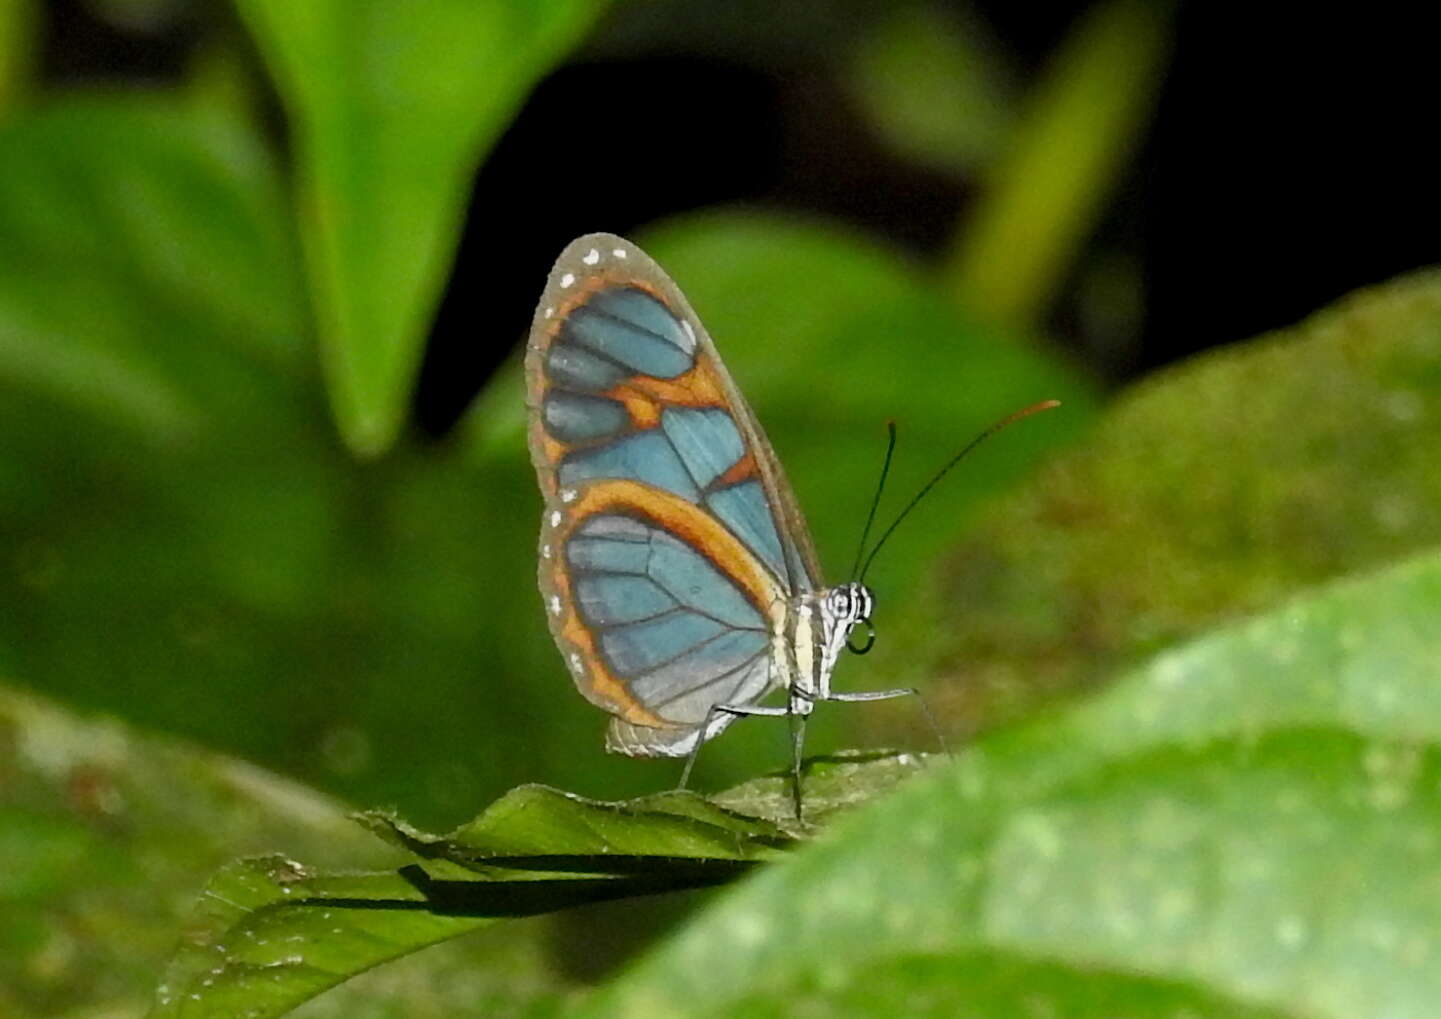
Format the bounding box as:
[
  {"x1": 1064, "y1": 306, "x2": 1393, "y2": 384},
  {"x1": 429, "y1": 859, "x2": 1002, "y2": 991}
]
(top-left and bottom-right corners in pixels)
[
  {"x1": 552, "y1": 480, "x2": 784, "y2": 728},
  {"x1": 715, "y1": 450, "x2": 760, "y2": 488}
]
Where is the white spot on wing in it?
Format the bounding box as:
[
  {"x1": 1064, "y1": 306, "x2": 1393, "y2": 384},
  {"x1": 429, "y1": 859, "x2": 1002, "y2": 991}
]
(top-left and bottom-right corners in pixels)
[
  {"x1": 561, "y1": 488, "x2": 577, "y2": 503},
  {"x1": 550, "y1": 510, "x2": 562, "y2": 528},
  {"x1": 582, "y1": 248, "x2": 600, "y2": 265},
  {"x1": 613, "y1": 248, "x2": 627, "y2": 259},
  {"x1": 543, "y1": 306, "x2": 554, "y2": 319},
  {"x1": 542, "y1": 544, "x2": 552, "y2": 559},
  {"x1": 560, "y1": 272, "x2": 575, "y2": 288},
  {"x1": 570, "y1": 652, "x2": 583, "y2": 670},
  {"x1": 550, "y1": 595, "x2": 562, "y2": 615}
]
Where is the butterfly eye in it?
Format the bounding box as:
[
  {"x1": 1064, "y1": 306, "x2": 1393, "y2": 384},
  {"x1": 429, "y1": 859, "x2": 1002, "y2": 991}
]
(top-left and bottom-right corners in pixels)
[{"x1": 847, "y1": 618, "x2": 876, "y2": 655}]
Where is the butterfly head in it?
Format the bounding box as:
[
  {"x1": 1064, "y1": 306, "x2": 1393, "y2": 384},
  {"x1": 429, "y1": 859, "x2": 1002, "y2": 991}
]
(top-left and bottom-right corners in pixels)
[{"x1": 828, "y1": 581, "x2": 876, "y2": 656}]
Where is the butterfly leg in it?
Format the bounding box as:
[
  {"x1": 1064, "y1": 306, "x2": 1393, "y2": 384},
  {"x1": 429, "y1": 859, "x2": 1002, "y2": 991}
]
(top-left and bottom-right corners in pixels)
[
  {"x1": 787, "y1": 700, "x2": 811, "y2": 821},
  {"x1": 677, "y1": 701, "x2": 793, "y2": 792},
  {"x1": 822, "y1": 687, "x2": 951, "y2": 758}
]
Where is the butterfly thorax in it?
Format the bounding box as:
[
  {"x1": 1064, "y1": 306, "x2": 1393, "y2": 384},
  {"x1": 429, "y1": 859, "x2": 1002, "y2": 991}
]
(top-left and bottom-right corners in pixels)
[{"x1": 777, "y1": 581, "x2": 874, "y2": 711}]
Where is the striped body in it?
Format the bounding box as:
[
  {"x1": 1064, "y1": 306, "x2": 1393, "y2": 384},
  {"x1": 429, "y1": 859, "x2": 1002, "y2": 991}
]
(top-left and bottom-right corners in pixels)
[
  {"x1": 525, "y1": 234, "x2": 873, "y2": 757},
  {"x1": 776, "y1": 584, "x2": 874, "y2": 712}
]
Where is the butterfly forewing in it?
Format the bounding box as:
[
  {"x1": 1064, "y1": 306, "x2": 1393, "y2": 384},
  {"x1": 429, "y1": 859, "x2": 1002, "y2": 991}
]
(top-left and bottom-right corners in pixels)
[{"x1": 525, "y1": 234, "x2": 821, "y2": 755}]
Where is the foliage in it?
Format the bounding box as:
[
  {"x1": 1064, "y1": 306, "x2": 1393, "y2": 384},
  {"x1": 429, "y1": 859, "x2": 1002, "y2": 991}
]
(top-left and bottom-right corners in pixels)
[{"x1": 4, "y1": 2, "x2": 1436, "y2": 1018}]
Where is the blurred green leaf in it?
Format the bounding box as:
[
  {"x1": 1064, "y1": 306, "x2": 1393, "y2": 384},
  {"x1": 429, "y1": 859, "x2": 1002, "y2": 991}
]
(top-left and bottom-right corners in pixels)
[
  {"x1": 933, "y1": 269, "x2": 1441, "y2": 734},
  {"x1": 185, "y1": 31, "x2": 263, "y2": 126},
  {"x1": 724, "y1": 954, "x2": 1290, "y2": 1019},
  {"x1": 0, "y1": 0, "x2": 35, "y2": 114},
  {"x1": 234, "y1": 0, "x2": 607, "y2": 455},
  {"x1": 582, "y1": 548, "x2": 1441, "y2": 1018},
  {"x1": 0, "y1": 94, "x2": 333, "y2": 766},
  {"x1": 847, "y1": 3, "x2": 1013, "y2": 174},
  {"x1": 0, "y1": 684, "x2": 383, "y2": 1018},
  {"x1": 944, "y1": 0, "x2": 1172, "y2": 329},
  {"x1": 154, "y1": 754, "x2": 932, "y2": 1018},
  {"x1": 0, "y1": 95, "x2": 623, "y2": 827},
  {"x1": 0, "y1": 95, "x2": 309, "y2": 439},
  {"x1": 0, "y1": 683, "x2": 586, "y2": 1019}
]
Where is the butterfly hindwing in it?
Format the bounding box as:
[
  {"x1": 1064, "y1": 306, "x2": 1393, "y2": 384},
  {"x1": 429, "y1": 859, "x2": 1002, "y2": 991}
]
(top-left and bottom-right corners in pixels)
[{"x1": 525, "y1": 234, "x2": 816, "y2": 755}]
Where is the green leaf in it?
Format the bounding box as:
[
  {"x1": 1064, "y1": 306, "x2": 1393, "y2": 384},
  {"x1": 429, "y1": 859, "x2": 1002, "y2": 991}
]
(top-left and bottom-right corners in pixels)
[
  {"x1": 0, "y1": 95, "x2": 308, "y2": 440},
  {"x1": 0, "y1": 684, "x2": 389, "y2": 1019},
  {"x1": 0, "y1": 95, "x2": 340, "y2": 769},
  {"x1": 154, "y1": 757, "x2": 934, "y2": 1018},
  {"x1": 362, "y1": 785, "x2": 793, "y2": 868},
  {"x1": 726, "y1": 953, "x2": 1291, "y2": 1019},
  {"x1": 235, "y1": 0, "x2": 607, "y2": 455},
  {"x1": 580, "y1": 548, "x2": 1441, "y2": 1018},
  {"x1": 0, "y1": 95, "x2": 612, "y2": 824},
  {"x1": 934, "y1": 268, "x2": 1441, "y2": 732},
  {"x1": 711, "y1": 748, "x2": 943, "y2": 827},
  {"x1": 846, "y1": 3, "x2": 1014, "y2": 174},
  {"x1": 0, "y1": 0, "x2": 35, "y2": 112},
  {"x1": 1, "y1": 683, "x2": 607, "y2": 1019},
  {"x1": 944, "y1": 0, "x2": 1172, "y2": 328},
  {"x1": 151, "y1": 858, "x2": 500, "y2": 1019}
]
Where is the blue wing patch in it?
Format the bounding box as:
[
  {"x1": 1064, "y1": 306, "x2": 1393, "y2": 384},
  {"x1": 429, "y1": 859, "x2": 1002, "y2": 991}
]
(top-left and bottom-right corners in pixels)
[
  {"x1": 704, "y1": 481, "x2": 787, "y2": 582},
  {"x1": 574, "y1": 574, "x2": 678, "y2": 626},
  {"x1": 631, "y1": 633, "x2": 770, "y2": 724},
  {"x1": 662, "y1": 406, "x2": 745, "y2": 489},
  {"x1": 559, "y1": 431, "x2": 700, "y2": 500},
  {"x1": 545, "y1": 342, "x2": 629, "y2": 392},
  {"x1": 563, "y1": 288, "x2": 695, "y2": 379},
  {"x1": 543, "y1": 391, "x2": 629, "y2": 443},
  {"x1": 602, "y1": 613, "x2": 731, "y2": 675},
  {"x1": 565, "y1": 513, "x2": 771, "y2": 725},
  {"x1": 588, "y1": 288, "x2": 696, "y2": 355}
]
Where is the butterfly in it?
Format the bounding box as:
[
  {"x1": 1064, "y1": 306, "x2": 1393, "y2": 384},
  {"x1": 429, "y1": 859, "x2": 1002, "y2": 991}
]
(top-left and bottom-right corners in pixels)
[{"x1": 523, "y1": 232, "x2": 947, "y2": 815}]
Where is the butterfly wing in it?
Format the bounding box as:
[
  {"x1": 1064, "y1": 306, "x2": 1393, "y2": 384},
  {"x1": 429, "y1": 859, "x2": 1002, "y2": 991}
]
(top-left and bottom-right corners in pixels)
[{"x1": 525, "y1": 233, "x2": 821, "y2": 756}]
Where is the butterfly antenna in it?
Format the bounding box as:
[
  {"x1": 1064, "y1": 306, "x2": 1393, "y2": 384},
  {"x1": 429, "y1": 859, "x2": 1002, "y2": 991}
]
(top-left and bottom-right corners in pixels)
[
  {"x1": 857, "y1": 400, "x2": 1061, "y2": 583},
  {"x1": 848, "y1": 421, "x2": 899, "y2": 581}
]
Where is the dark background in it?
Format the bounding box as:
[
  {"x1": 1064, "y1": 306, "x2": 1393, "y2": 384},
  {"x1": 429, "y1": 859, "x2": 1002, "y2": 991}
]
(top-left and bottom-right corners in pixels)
[{"x1": 42, "y1": 0, "x2": 1441, "y2": 433}]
